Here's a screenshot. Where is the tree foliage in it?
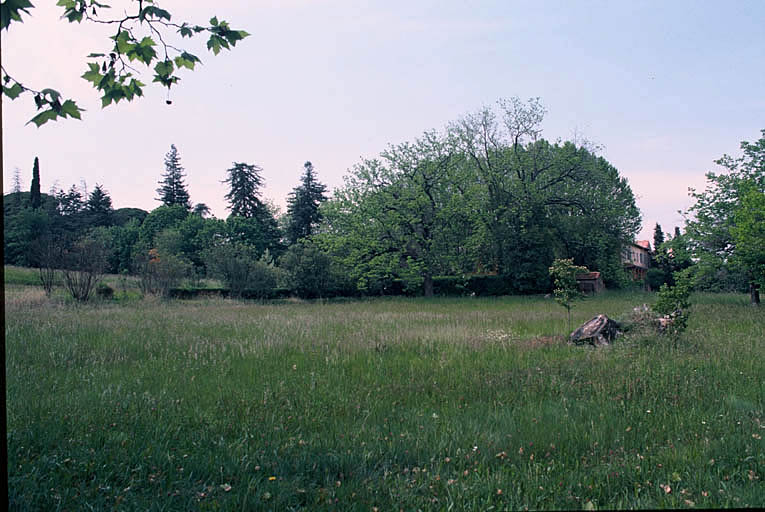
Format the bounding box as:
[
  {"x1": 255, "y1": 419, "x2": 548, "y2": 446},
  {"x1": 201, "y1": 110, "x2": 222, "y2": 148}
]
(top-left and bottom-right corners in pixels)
[
  {"x1": 156, "y1": 144, "x2": 191, "y2": 210},
  {"x1": 285, "y1": 161, "x2": 328, "y2": 245},
  {"x1": 449, "y1": 98, "x2": 640, "y2": 290},
  {"x1": 280, "y1": 239, "x2": 349, "y2": 299},
  {"x1": 652, "y1": 223, "x2": 664, "y2": 258},
  {"x1": 204, "y1": 242, "x2": 276, "y2": 299},
  {"x1": 29, "y1": 156, "x2": 41, "y2": 209},
  {"x1": 1, "y1": 0, "x2": 249, "y2": 126},
  {"x1": 549, "y1": 258, "x2": 589, "y2": 333},
  {"x1": 223, "y1": 162, "x2": 266, "y2": 219},
  {"x1": 4, "y1": 96, "x2": 645, "y2": 300},
  {"x1": 731, "y1": 187, "x2": 765, "y2": 293},
  {"x1": 85, "y1": 183, "x2": 113, "y2": 226},
  {"x1": 684, "y1": 129, "x2": 765, "y2": 303},
  {"x1": 653, "y1": 268, "x2": 693, "y2": 339}
]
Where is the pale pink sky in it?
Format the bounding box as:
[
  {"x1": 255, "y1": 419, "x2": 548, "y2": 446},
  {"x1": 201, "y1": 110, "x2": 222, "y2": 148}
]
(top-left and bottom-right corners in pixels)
[{"x1": 3, "y1": 1, "x2": 764, "y2": 242}]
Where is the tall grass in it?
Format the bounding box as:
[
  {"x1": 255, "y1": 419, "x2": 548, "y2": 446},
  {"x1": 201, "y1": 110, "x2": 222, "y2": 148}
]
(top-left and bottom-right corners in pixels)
[{"x1": 5, "y1": 287, "x2": 763, "y2": 510}]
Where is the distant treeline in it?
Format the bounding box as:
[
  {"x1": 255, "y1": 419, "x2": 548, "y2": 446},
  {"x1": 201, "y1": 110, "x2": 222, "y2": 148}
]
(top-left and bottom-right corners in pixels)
[
  {"x1": 3, "y1": 99, "x2": 643, "y2": 298},
  {"x1": 9, "y1": 101, "x2": 759, "y2": 301}
]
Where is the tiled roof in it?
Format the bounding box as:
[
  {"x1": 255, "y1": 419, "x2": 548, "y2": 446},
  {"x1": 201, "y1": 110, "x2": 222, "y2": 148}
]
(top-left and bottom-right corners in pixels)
[{"x1": 635, "y1": 240, "x2": 651, "y2": 250}]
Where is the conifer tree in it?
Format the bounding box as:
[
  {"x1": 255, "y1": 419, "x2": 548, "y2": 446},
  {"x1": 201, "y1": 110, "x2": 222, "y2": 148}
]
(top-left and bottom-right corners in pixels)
[
  {"x1": 192, "y1": 203, "x2": 211, "y2": 218},
  {"x1": 11, "y1": 167, "x2": 22, "y2": 206},
  {"x1": 57, "y1": 184, "x2": 84, "y2": 216},
  {"x1": 85, "y1": 184, "x2": 114, "y2": 226},
  {"x1": 653, "y1": 223, "x2": 665, "y2": 252},
  {"x1": 30, "y1": 157, "x2": 41, "y2": 209},
  {"x1": 11, "y1": 167, "x2": 22, "y2": 195},
  {"x1": 223, "y1": 162, "x2": 266, "y2": 218},
  {"x1": 156, "y1": 144, "x2": 191, "y2": 210},
  {"x1": 286, "y1": 161, "x2": 328, "y2": 244}
]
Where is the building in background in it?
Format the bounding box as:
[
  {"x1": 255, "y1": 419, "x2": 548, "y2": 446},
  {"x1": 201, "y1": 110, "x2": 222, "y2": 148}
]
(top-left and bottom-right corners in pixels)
[{"x1": 622, "y1": 240, "x2": 651, "y2": 281}]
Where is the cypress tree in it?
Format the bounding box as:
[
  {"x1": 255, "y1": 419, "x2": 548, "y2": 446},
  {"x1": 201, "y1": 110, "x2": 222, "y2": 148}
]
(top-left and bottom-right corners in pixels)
[
  {"x1": 286, "y1": 161, "x2": 328, "y2": 244},
  {"x1": 156, "y1": 144, "x2": 191, "y2": 210},
  {"x1": 30, "y1": 157, "x2": 41, "y2": 209},
  {"x1": 653, "y1": 223, "x2": 664, "y2": 252}
]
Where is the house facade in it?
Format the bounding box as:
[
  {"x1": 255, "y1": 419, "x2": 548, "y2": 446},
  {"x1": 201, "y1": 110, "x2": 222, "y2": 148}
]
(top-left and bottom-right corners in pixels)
[{"x1": 622, "y1": 240, "x2": 651, "y2": 281}]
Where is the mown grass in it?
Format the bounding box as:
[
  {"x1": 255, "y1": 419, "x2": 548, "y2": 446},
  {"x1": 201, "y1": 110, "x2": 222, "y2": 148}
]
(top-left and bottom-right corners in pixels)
[{"x1": 5, "y1": 280, "x2": 764, "y2": 510}]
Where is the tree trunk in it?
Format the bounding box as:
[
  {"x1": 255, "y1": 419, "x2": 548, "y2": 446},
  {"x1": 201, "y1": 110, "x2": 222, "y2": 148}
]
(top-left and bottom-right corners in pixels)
[
  {"x1": 751, "y1": 282, "x2": 761, "y2": 306},
  {"x1": 423, "y1": 273, "x2": 434, "y2": 298}
]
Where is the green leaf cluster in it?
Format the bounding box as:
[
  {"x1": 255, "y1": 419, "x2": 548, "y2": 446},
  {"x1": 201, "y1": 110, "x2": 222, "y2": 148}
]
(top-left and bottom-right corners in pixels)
[
  {"x1": 28, "y1": 90, "x2": 84, "y2": 126},
  {"x1": 4, "y1": 1, "x2": 249, "y2": 126},
  {"x1": 1, "y1": 0, "x2": 33, "y2": 31},
  {"x1": 206, "y1": 17, "x2": 249, "y2": 55},
  {"x1": 81, "y1": 62, "x2": 144, "y2": 107}
]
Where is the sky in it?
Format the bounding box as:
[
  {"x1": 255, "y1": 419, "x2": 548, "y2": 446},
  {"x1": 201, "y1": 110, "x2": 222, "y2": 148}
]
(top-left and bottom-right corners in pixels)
[{"x1": 2, "y1": 0, "x2": 764, "y2": 242}]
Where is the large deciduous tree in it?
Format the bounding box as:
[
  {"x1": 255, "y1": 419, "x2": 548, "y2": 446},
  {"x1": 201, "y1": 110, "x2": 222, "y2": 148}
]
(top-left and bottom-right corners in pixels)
[
  {"x1": 684, "y1": 129, "x2": 765, "y2": 304},
  {"x1": 323, "y1": 130, "x2": 478, "y2": 296},
  {"x1": 285, "y1": 161, "x2": 328, "y2": 244},
  {"x1": 320, "y1": 98, "x2": 638, "y2": 296},
  {"x1": 449, "y1": 97, "x2": 639, "y2": 290},
  {"x1": 731, "y1": 187, "x2": 765, "y2": 303},
  {"x1": 156, "y1": 144, "x2": 191, "y2": 210},
  {"x1": 1, "y1": 1, "x2": 249, "y2": 126}
]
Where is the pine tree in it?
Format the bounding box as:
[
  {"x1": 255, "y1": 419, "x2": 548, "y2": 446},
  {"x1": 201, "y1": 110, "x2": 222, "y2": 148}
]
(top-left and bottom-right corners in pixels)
[
  {"x1": 223, "y1": 162, "x2": 266, "y2": 218},
  {"x1": 30, "y1": 157, "x2": 41, "y2": 209},
  {"x1": 285, "y1": 161, "x2": 328, "y2": 244},
  {"x1": 11, "y1": 167, "x2": 22, "y2": 206},
  {"x1": 57, "y1": 184, "x2": 84, "y2": 216},
  {"x1": 156, "y1": 144, "x2": 191, "y2": 210},
  {"x1": 653, "y1": 223, "x2": 664, "y2": 252},
  {"x1": 85, "y1": 184, "x2": 114, "y2": 226},
  {"x1": 11, "y1": 167, "x2": 22, "y2": 195},
  {"x1": 192, "y1": 203, "x2": 211, "y2": 217}
]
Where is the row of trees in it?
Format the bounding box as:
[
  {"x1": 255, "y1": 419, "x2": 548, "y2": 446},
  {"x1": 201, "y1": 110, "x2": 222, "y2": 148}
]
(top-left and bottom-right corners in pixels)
[
  {"x1": 4, "y1": 98, "x2": 642, "y2": 298},
  {"x1": 6, "y1": 100, "x2": 762, "y2": 302}
]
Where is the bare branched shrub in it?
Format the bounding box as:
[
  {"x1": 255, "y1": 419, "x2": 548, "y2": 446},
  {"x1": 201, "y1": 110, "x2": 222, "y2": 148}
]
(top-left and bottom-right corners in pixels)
[
  {"x1": 29, "y1": 234, "x2": 64, "y2": 296},
  {"x1": 62, "y1": 236, "x2": 109, "y2": 302}
]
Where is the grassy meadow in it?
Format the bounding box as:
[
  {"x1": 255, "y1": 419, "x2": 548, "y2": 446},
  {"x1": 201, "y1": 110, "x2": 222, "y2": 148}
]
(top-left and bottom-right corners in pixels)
[{"x1": 5, "y1": 266, "x2": 764, "y2": 510}]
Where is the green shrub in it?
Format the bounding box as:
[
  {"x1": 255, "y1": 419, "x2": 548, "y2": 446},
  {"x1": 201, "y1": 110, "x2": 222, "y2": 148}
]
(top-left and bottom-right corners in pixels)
[
  {"x1": 95, "y1": 283, "x2": 114, "y2": 300},
  {"x1": 205, "y1": 243, "x2": 277, "y2": 299},
  {"x1": 549, "y1": 258, "x2": 589, "y2": 333},
  {"x1": 134, "y1": 247, "x2": 192, "y2": 297},
  {"x1": 652, "y1": 268, "x2": 693, "y2": 339},
  {"x1": 280, "y1": 241, "x2": 353, "y2": 298}
]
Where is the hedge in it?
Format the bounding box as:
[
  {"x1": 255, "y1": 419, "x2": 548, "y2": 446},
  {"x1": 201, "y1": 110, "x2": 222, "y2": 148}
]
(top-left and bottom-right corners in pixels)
[{"x1": 168, "y1": 274, "x2": 523, "y2": 300}]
